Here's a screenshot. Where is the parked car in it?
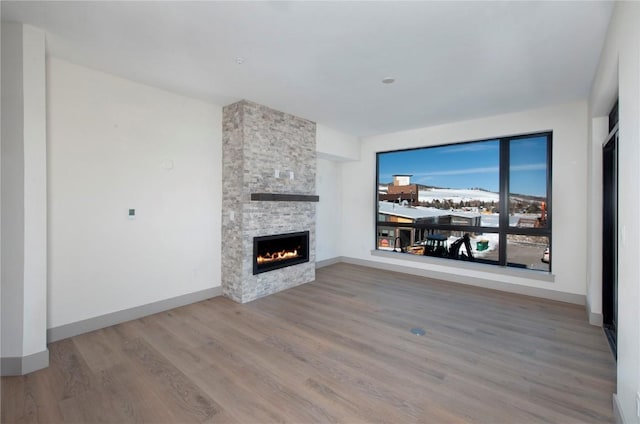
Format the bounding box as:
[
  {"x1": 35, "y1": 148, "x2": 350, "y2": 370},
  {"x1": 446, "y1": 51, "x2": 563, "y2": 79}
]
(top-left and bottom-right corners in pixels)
[{"x1": 541, "y1": 246, "x2": 550, "y2": 263}]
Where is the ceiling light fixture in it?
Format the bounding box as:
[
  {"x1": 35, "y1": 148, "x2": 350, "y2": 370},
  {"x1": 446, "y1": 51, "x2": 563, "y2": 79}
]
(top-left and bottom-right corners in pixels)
[
  {"x1": 235, "y1": 57, "x2": 245, "y2": 65},
  {"x1": 381, "y1": 77, "x2": 395, "y2": 84}
]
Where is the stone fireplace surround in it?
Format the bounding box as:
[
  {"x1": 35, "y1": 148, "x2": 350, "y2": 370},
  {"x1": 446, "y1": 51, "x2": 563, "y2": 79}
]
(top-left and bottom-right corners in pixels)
[{"x1": 221, "y1": 100, "x2": 317, "y2": 303}]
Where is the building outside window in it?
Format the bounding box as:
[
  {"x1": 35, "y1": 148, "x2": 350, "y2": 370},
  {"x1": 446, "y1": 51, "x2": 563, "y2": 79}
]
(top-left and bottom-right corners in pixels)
[{"x1": 376, "y1": 132, "x2": 551, "y2": 272}]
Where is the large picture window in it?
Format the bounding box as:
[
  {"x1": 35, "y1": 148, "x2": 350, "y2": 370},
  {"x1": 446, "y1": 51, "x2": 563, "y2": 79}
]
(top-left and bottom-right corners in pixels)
[{"x1": 376, "y1": 132, "x2": 551, "y2": 272}]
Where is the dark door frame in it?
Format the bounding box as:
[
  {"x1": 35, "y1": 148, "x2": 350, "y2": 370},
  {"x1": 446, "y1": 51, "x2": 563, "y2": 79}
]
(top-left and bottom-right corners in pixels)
[{"x1": 602, "y1": 128, "x2": 618, "y2": 358}]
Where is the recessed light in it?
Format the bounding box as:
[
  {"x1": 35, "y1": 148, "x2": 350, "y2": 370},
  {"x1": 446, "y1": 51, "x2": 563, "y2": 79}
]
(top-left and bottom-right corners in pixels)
[
  {"x1": 235, "y1": 57, "x2": 245, "y2": 65},
  {"x1": 382, "y1": 77, "x2": 395, "y2": 84}
]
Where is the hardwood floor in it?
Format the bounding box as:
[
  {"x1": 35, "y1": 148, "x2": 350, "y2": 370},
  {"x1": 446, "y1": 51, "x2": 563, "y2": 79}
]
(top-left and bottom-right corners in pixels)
[{"x1": 1, "y1": 263, "x2": 616, "y2": 423}]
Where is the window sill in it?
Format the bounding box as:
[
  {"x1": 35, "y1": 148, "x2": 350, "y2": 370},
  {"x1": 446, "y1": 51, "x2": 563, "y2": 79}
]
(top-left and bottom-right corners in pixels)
[{"x1": 370, "y1": 249, "x2": 555, "y2": 283}]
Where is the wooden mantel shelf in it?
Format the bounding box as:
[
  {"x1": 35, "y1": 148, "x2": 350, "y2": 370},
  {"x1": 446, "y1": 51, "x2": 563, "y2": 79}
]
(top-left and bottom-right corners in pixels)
[{"x1": 250, "y1": 193, "x2": 319, "y2": 202}]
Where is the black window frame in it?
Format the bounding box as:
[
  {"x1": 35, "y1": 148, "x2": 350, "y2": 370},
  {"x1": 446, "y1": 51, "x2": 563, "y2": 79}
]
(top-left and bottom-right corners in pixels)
[{"x1": 375, "y1": 131, "x2": 552, "y2": 272}]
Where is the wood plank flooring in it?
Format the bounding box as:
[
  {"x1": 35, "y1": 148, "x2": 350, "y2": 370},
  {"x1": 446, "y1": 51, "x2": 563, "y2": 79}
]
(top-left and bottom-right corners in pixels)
[{"x1": 1, "y1": 263, "x2": 616, "y2": 423}]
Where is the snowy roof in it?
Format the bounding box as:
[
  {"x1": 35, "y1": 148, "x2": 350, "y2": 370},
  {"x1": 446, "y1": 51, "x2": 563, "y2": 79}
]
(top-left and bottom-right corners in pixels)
[
  {"x1": 418, "y1": 188, "x2": 499, "y2": 203},
  {"x1": 378, "y1": 202, "x2": 481, "y2": 220}
]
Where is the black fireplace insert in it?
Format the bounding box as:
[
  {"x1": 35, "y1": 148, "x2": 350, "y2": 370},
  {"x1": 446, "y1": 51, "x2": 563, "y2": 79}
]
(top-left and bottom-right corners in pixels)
[{"x1": 253, "y1": 231, "x2": 309, "y2": 275}]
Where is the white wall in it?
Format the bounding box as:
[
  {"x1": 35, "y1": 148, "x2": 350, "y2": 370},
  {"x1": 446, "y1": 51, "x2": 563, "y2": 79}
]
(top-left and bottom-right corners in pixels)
[
  {"x1": 316, "y1": 158, "x2": 342, "y2": 262},
  {"x1": 315, "y1": 122, "x2": 358, "y2": 262},
  {"x1": 1, "y1": 23, "x2": 48, "y2": 368},
  {"x1": 340, "y1": 101, "x2": 588, "y2": 297},
  {"x1": 22, "y1": 24, "x2": 48, "y2": 358},
  {"x1": 316, "y1": 123, "x2": 360, "y2": 162},
  {"x1": 2, "y1": 21, "x2": 26, "y2": 359},
  {"x1": 586, "y1": 115, "x2": 607, "y2": 324},
  {"x1": 589, "y1": 2, "x2": 640, "y2": 422},
  {"x1": 48, "y1": 58, "x2": 222, "y2": 328}
]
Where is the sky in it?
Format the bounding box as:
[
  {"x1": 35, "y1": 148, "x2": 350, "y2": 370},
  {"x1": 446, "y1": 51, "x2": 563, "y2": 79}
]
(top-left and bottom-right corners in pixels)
[{"x1": 378, "y1": 136, "x2": 548, "y2": 197}]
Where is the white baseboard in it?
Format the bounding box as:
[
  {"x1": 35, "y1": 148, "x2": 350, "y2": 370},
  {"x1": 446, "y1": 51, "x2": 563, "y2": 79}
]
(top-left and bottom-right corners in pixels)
[
  {"x1": 1, "y1": 349, "x2": 49, "y2": 376},
  {"x1": 589, "y1": 311, "x2": 604, "y2": 326},
  {"x1": 48, "y1": 286, "x2": 222, "y2": 343},
  {"x1": 613, "y1": 393, "x2": 625, "y2": 424},
  {"x1": 315, "y1": 257, "x2": 342, "y2": 268},
  {"x1": 335, "y1": 256, "x2": 586, "y2": 305}
]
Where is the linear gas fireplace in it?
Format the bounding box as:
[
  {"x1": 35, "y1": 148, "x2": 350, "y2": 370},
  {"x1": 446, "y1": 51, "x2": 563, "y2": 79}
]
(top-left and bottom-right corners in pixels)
[
  {"x1": 222, "y1": 100, "x2": 316, "y2": 303},
  {"x1": 253, "y1": 231, "x2": 309, "y2": 275}
]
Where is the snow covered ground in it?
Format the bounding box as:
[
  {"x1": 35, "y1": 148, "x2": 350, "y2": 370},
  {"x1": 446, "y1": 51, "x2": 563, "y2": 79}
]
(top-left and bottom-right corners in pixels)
[
  {"x1": 451, "y1": 233, "x2": 499, "y2": 258},
  {"x1": 481, "y1": 213, "x2": 544, "y2": 227},
  {"x1": 378, "y1": 233, "x2": 498, "y2": 260},
  {"x1": 419, "y1": 188, "x2": 499, "y2": 203}
]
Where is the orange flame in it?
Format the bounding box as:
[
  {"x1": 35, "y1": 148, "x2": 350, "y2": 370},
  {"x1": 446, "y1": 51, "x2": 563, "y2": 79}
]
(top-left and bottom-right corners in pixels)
[{"x1": 257, "y1": 249, "x2": 299, "y2": 264}]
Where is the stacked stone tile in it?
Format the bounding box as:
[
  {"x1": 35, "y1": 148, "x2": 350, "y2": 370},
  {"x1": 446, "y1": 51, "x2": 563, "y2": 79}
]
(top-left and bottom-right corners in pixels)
[{"x1": 221, "y1": 100, "x2": 316, "y2": 303}]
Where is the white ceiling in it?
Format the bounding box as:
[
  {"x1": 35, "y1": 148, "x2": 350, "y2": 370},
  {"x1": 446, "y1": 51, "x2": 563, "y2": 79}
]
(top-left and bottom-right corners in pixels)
[{"x1": 2, "y1": 1, "x2": 613, "y2": 137}]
